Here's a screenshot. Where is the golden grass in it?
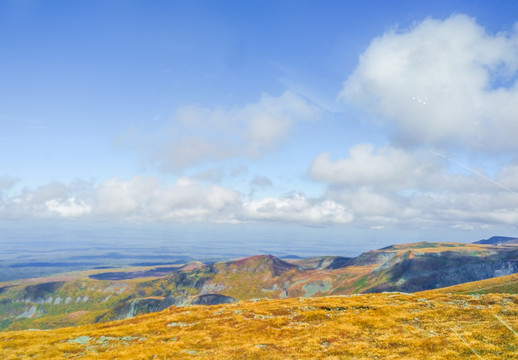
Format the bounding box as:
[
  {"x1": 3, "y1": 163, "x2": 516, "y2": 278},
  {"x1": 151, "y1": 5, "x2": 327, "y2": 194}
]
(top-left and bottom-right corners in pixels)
[
  {"x1": 375, "y1": 242, "x2": 505, "y2": 254},
  {"x1": 1, "y1": 293, "x2": 518, "y2": 359},
  {"x1": 420, "y1": 272, "x2": 518, "y2": 295}
]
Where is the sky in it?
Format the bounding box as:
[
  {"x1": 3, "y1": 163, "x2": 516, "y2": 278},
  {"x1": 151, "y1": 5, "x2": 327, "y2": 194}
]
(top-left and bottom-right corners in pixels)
[{"x1": 1, "y1": 0, "x2": 518, "y2": 251}]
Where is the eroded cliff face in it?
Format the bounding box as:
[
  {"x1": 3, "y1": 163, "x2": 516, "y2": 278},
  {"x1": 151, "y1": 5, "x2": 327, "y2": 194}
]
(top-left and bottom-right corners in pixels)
[
  {"x1": 367, "y1": 249, "x2": 518, "y2": 293},
  {"x1": 97, "y1": 294, "x2": 237, "y2": 322}
]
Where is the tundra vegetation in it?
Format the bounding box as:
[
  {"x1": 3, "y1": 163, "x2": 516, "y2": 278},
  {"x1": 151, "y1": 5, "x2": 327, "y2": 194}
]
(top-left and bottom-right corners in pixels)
[
  {"x1": 1, "y1": 292, "x2": 518, "y2": 359},
  {"x1": 1, "y1": 240, "x2": 518, "y2": 358}
]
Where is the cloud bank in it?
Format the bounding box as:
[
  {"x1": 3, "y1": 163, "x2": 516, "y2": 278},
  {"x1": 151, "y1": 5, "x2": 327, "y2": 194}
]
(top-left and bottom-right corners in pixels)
[
  {"x1": 310, "y1": 144, "x2": 518, "y2": 229},
  {"x1": 302, "y1": 14, "x2": 518, "y2": 230},
  {"x1": 0, "y1": 177, "x2": 349, "y2": 226},
  {"x1": 2, "y1": 155, "x2": 518, "y2": 230},
  {"x1": 3, "y1": 14, "x2": 518, "y2": 232},
  {"x1": 340, "y1": 14, "x2": 518, "y2": 152}
]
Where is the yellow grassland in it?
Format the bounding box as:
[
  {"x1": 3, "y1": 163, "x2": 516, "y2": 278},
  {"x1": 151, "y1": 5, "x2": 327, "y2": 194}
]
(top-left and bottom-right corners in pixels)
[
  {"x1": 1, "y1": 292, "x2": 517, "y2": 359},
  {"x1": 373, "y1": 242, "x2": 501, "y2": 254},
  {"x1": 420, "y1": 272, "x2": 518, "y2": 295}
]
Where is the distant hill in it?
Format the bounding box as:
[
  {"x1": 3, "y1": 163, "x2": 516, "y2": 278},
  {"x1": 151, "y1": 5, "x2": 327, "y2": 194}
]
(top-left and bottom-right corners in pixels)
[
  {"x1": 2, "y1": 238, "x2": 518, "y2": 331},
  {"x1": 361, "y1": 242, "x2": 518, "y2": 293},
  {"x1": 222, "y1": 254, "x2": 298, "y2": 276},
  {"x1": 473, "y1": 236, "x2": 518, "y2": 245}
]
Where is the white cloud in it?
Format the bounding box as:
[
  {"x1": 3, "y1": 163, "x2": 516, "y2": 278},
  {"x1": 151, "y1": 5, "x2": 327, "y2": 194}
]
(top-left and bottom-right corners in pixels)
[
  {"x1": 45, "y1": 197, "x2": 92, "y2": 217},
  {"x1": 242, "y1": 194, "x2": 353, "y2": 225},
  {"x1": 329, "y1": 15, "x2": 518, "y2": 229},
  {"x1": 0, "y1": 177, "x2": 240, "y2": 223},
  {"x1": 122, "y1": 90, "x2": 321, "y2": 173},
  {"x1": 0, "y1": 177, "x2": 355, "y2": 226},
  {"x1": 308, "y1": 142, "x2": 518, "y2": 229},
  {"x1": 5, "y1": 15, "x2": 518, "y2": 231},
  {"x1": 241, "y1": 91, "x2": 320, "y2": 157},
  {"x1": 309, "y1": 144, "x2": 430, "y2": 189},
  {"x1": 2, "y1": 160, "x2": 518, "y2": 229},
  {"x1": 92, "y1": 176, "x2": 240, "y2": 222},
  {"x1": 340, "y1": 14, "x2": 518, "y2": 152},
  {"x1": 1, "y1": 181, "x2": 93, "y2": 220}
]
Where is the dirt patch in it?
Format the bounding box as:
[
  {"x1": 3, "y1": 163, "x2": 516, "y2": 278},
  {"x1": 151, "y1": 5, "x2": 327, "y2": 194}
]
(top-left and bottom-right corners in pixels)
[{"x1": 67, "y1": 311, "x2": 90, "y2": 321}]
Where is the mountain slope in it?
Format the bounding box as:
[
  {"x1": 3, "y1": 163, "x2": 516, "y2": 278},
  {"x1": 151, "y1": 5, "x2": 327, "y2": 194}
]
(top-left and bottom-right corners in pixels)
[
  {"x1": 2, "y1": 241, "x2": 518, "y2": 331},
  {"x1": 1, "y1": 292, "x2": 517, "y2": 359},
  {"x1": 420, "y1": 272, "x2": 518, "y2": 295},
  {"x1": 474, "y1": 236, "x2": 518, "y2": 245},
  {"x1": 366, "y1": 247, "x2": 518, "y2": 293}
]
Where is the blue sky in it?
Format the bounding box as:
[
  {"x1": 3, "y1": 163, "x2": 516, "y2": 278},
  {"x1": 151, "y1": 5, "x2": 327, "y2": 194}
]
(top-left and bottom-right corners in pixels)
[{"x1": 1, "y1": 0, "x2": 518, "y2": 248}]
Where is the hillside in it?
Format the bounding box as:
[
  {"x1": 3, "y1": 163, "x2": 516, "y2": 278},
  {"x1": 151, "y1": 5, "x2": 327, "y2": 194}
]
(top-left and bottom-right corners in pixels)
[
  {"x1": 360, "y1": 242, "x2": 518, "y2": 293},
  {"x1": 2, "y1": 241, "x2": 518, "y2": 331},
  {"x1": 1, "y1": 292, "x2": 518, "y2": 359},
  {"x1": 474, "y1": 236, "x2": 518, "y2": 245},
  {"x1": 420, "y1": 272, "x2": 518, "y2": 295}
]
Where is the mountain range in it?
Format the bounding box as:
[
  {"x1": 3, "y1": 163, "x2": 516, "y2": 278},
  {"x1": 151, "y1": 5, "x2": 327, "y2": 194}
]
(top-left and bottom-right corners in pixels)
[{"x1": 2, "y1": 237, "x2": 518, "y2": 332}]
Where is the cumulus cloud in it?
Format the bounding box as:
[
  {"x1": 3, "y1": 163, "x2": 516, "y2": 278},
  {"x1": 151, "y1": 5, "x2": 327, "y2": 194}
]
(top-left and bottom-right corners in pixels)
[
  {"x1": 242, "y1": 194, "x2": 353, "y2": 225},
  {"x1": 6, "y1": 15, "x2": 518, "y2": 231},
  {"x1": 1, "y1": 181, "x2": 93, "y2": 219},
  {"x1": 0, "y1": 176, "x2": 18, "y2": 205},
  {"x1": 240, "y1": 91, "x2": 320, "y2": 157},
  {"x1": 0, "y1": 177, "x2": 353, "y2": 226},
  {"x1": 92, "y1": 176, "x2": 240, "y2": 222},
  {"x1": 45, "y1": 197, "x2": 92, "y2": 217},
  {"x1": 340, "y1": 14, "x2": 518, "y2": 152},
  {"x1": 0, "y1": 177, "x2": 240, "y2": 223},
  {"x1": 2, "y1": 161, "x2": 518, "y2": 229},
  {"x1": 309, "y1": 144, "x2": 432, "y2": 189},
  {"x1": 309, "y1": 143, "x2": 518, "y2": 229},
  {"x1": 122, "y1": 90, "x2": 321, "y2": 172},
  {"x1": 325, "y1": 15, "x2": 518, "y2": 229}
]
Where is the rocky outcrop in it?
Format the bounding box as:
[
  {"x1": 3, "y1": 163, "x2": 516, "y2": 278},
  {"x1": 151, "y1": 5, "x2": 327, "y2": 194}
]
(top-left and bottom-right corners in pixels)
[
  {"x1": 225, "y1": 255, "x2": 298, "y2": 276},
  {"x1": 97, "y1": 294, "x2": 236, "y2": 322},
  {"x1": 292, "y1": 256, "x2": 353, "y2": 270},
  {"x1": 191, "y1": 294, "x2": 237, "y2": 305},
  {"x1": 96, "y1": 296, "x2": 187, "y2": 322},
  {"x1": 20, "y1": 282, "x2": 65, "y2": 301},
  {"x1": 368, "y1": 249, "x2": 518, "y2": 293}
]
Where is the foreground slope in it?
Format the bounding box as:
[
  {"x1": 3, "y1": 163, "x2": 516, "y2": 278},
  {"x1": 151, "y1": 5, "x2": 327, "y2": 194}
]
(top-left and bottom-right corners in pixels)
[{"x1": 1, "y1": 293, "x2": 517, "y2": 359}]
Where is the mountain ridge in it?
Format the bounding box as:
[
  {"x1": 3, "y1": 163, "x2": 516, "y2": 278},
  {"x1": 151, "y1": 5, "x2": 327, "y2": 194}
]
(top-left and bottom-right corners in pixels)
[
  {"x1": 2, "y1": 237, "x2": 518, "y2": 331},
  {"x1": 474, "y1": 236, "x2": 518, "y2": 245}
]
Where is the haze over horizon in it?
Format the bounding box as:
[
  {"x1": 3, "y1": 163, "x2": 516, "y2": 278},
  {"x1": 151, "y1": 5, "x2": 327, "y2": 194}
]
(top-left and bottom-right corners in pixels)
[{"x1": 2, "y1": 0, "x2": 518, "y2": 252}]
